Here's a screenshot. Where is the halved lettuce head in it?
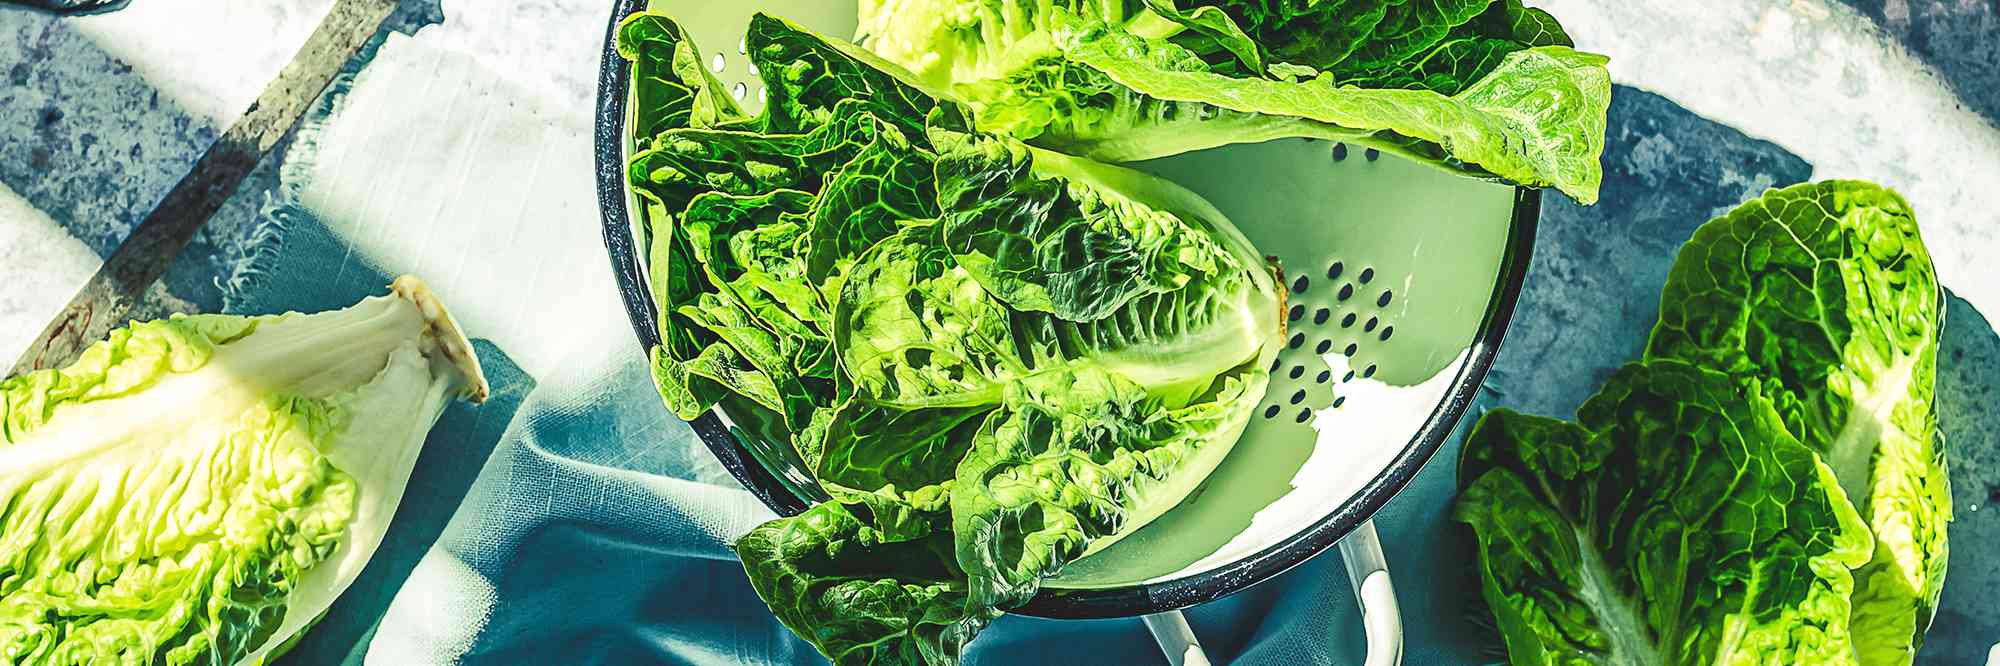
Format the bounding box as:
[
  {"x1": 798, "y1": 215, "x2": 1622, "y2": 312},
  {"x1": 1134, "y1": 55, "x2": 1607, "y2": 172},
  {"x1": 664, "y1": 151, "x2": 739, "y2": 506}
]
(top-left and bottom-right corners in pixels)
[
  {"x1": 0, "y1": 277, "x2": 486, "y2": 665},
  {"x1": 857, "y1": 0, "x2": 1611, "y2": 202},
  {"x1": 1455, "y1": 181, "x2": 1951, "y2": 666},
  {"x1": 619, "y1": 13, "x2": 1280, "y2": 665},
  {"x1": 1645, "y1": 181, "x2": 1949, "y2": 665},
  {"x1": 1455, "y1": 362, "x2": 1874, "y2": 665}
]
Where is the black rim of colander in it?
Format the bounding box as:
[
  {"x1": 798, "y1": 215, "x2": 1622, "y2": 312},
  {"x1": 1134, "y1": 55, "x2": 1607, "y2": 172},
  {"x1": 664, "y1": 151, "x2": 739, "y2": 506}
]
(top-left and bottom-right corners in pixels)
[{"x1": 593, "y1": 1, "x2": 1540, "y2": 620}]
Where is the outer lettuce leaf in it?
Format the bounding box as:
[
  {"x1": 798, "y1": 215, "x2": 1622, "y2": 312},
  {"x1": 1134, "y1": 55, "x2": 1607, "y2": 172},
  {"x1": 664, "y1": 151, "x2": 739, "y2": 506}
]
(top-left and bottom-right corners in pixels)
[
  {"x1": 618, "y1": 13, "x2": 745, "y2": 140},
  {"x1": 856, "y1": 0, "x2": 1610, "y2": 202},
  {"x1": 623, "y1": 15, "x2": 948, "y2": 424},
  {"x1": 736, "y1": 502, "x2": 994, "y2": 666},
  {"x1": 1644, "y1": 181, "x2": 1949, "y2": 665},
  {"x1": 935, "y1": 136, "x2": 1234, "y2": 322},
  {"x1": 1064, "y1": 31, "x2": 1608, "y2": 201},
  {"x1": 0, "y1": 280, "x2": 484, "y2": 665},
  {"x1": 1456, "y1": 180, "x2": 1952, "y2": 666},
  {"x1": 953, "y1": 364, "x2": 1262, "y2": 610},
  {"x1": 835, "y1": 228, "x2": 1028, "y2": 409},
  {"x1": 835, "y1": 216, "x2": 1277, "y2": 412},
  {"x1": 1454, "y1": 362, "x2": 1873, "y2": 666}
]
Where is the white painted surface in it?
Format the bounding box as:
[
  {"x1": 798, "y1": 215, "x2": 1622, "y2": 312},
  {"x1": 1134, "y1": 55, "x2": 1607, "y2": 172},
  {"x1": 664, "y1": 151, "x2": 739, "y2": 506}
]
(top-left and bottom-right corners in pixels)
[
  {"x1": 69, "y1": 0, "x2": 336, "y2": 126},
  {"x1": 0, "y1": 183, "x2": 99, "y2": 361},
  {"x1": 287, "y1": 32, "x2": 627, "y2": 390}
]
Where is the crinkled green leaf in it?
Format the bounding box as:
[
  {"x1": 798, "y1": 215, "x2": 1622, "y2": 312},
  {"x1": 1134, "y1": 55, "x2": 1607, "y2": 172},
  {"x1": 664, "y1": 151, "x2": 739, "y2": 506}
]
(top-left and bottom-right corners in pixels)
[
  {"x1": 1454, "y1": 362, "x2": 1874, "y2": 666},
  {"x1": 1645, "y1": 181, "x2": 1949, "y2": 665},
  {"x1": 735, "y1": 502, "x2": 994, "y2": 666},
  {"x1": 747, "y1": 13, "x2": 942, "y2": 137},
  {"x1": 952, "y1": 364, "x2": 1262, "y2": 610},
  {"x1": 856, "y1": 0, "x2": 1609, "y2": 201},
  {"x1": 617, "y1": 13, "x2": 745, "y2": 143},
  {"x1": 835, "y1": 228, "x2": 1027, "y2": 410},
  {"x1": 805, "y1": 117, "x2": 941, "y2": 284},
  {"x1": 935, "y1": 136, "x2": 1234, "y2": 322},
  {"x1": 816, "y1": 397, "x2": 992, "y2": 501},
  {"x1": 1066, "y1": 33, "x2": 1608, "y2": 201}
]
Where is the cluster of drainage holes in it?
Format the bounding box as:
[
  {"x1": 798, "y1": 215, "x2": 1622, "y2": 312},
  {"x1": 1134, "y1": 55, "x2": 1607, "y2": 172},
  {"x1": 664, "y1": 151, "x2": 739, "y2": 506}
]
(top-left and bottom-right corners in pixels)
[
  {"x1": 1330, "y1": 143, "x2": 1382, "y2": 163},
  {"x1": 1263, "y1": 261, "x2": 1394, "y2": 423},
  {"x1": 708, "y1": 40, "x2": 768, "y2": 103}
]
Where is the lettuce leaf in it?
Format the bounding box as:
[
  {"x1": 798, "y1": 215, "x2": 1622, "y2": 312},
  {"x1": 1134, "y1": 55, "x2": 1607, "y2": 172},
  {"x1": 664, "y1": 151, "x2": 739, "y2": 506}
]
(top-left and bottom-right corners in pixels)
[
  {"x1": 0, "y1": 278, "x2": 485, "y2": 665},
  {"x1": 1457, "y1": 181, "x2": 1951, "y2": 665},
  {"x1": 856, "y1": 0, "x2": 1610, "y2": 202},
  {"x1": 1455, "y1": 363, "x2": 1874, "y2": 665},
  {"x1": 1645, "y1": 181, "x2": 1949, "y2": 665}
]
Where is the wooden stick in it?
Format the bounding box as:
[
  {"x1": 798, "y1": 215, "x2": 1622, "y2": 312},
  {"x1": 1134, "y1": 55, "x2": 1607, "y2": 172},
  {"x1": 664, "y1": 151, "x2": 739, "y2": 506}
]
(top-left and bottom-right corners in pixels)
[{"x1": 9, "y1": 0, "x2": 398, "y2": 376}]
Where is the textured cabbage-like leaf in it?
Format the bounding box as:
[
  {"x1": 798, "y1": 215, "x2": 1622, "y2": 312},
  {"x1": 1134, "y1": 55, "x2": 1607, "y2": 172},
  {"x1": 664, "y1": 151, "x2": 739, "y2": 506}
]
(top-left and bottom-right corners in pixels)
[
  {"x1": 623, "y1": 14, "x2": 948, "y2": 423},
  {"x1": 935, "y1": 136, "x2": 1234, "y2": 322},
  {"x1": 856, "y1": 0, "x2": 1610, "y2": 201},
  {"x1": 736, "y1": 502, "x2": 994, "y2": 666},
  {"x1": 1645, "y1": 181, "x2": 1949, "y2": 665},
  {"x1": 1454, "y1": 362, "x2": 1873, "y2": 666},
  {"x1": 0, "y1": 278, "x2": 486, "y2": 665},
  {"x1": 952, "y1": 365, "x2": 1262, "y2": 611}
]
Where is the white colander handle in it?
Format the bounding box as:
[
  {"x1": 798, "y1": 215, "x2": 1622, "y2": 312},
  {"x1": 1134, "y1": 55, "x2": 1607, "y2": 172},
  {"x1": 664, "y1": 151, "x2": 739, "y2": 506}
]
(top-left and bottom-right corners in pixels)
[
  {"x1": 1142, "y1": 611, "x2": 1210, "y2": 666},
  {"x1": 1142, "y1": 519, "x2": 1402, "y2": 666},
  {"x1": 1338, "y1": 520, "x2": 1403, "y2": 666}
]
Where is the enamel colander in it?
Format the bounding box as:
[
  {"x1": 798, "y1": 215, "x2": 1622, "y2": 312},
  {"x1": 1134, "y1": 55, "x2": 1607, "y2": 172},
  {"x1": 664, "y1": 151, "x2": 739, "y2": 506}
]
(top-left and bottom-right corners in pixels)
[{"x1": 593, "y1": 2, "x2": 1540, "y2": 664}]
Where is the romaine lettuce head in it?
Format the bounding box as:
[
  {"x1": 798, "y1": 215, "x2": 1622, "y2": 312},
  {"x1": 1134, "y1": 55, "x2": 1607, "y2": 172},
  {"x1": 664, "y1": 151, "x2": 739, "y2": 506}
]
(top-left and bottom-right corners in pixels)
[
  {"x1": 620, "y1": 13, "x2": 1280, "y2": 665},
  {"x1": 857, "y1": 0, "x2": 1610, "y2": 202},
  {"x1": 0, "y1": 277, "x2": 486, "y2": 665},
  {"x1": 1645, "y1": 181, "x2": 1949, "y2": 665},
  {"x1": 1454, "y1": 362, "x2": 1874, "y2": 665},
  {"x1": 838, "y1": 137, "x2": 1279, "y2": 411}
]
